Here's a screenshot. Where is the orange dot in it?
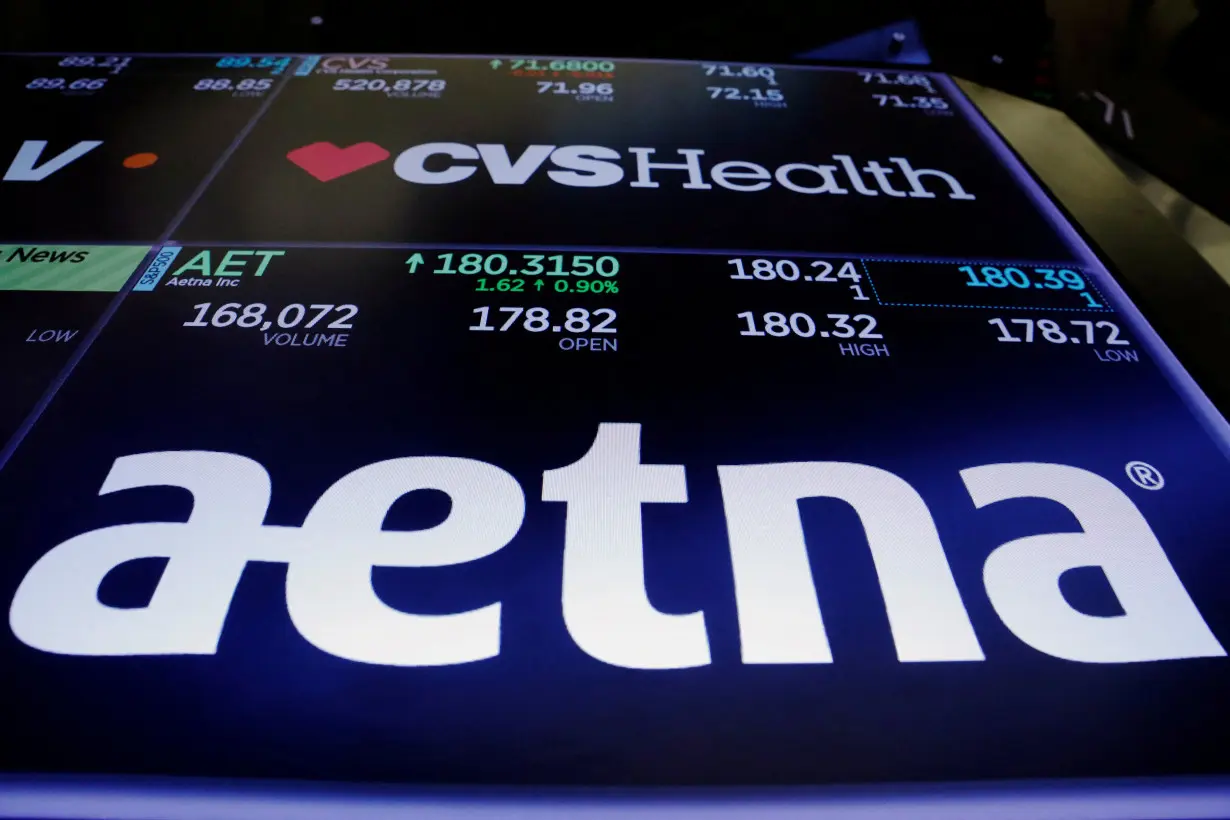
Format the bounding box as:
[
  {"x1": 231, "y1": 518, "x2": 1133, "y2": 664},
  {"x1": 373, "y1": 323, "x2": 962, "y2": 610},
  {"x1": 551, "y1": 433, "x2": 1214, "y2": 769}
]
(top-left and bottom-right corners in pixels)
[{"x1": 122, "y1": 152, "x2": 158, "y2": 169}]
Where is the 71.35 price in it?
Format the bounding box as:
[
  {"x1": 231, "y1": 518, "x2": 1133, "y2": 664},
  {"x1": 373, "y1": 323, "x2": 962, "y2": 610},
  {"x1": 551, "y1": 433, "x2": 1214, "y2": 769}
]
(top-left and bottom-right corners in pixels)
[{"x1": 873, "y1": 94, "x2": 949, "y2": 110}]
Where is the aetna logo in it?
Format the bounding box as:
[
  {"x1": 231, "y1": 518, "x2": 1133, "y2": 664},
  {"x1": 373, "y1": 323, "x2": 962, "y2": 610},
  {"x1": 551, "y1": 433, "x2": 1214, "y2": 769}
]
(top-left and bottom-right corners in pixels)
[
  {"x1": 8, "y1": 424, "x2": 1222, "y2": 669},
  {"x1": 285, "y1": 141, "x2": 978, "y2": 200}
]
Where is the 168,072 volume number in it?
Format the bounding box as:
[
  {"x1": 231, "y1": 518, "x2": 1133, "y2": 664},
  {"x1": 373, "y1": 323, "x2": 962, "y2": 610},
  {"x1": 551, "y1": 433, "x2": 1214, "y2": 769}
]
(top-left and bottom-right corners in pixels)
[{"x1": 184, "y1": 302, "x2": 357, "y2": 330}]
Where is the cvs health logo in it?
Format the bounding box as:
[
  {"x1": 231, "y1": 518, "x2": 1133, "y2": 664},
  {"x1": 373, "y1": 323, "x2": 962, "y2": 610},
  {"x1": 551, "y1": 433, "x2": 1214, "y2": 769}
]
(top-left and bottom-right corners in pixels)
[
  {"x1": 286, "y1": 141, "x2": 390, "y2": 182},
  {"x1": 284, "y1": 141, "x2": 979, "y2": 199},
  {"x1": 8, "y1": 423, "x2": 1223, "y2": 669}
]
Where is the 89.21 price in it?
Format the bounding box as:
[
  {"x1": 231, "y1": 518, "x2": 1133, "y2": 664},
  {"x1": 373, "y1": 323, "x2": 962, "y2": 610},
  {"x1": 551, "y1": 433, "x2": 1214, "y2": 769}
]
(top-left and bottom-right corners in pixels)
[{"x1": 184, "y1": 302, "x2": 357, "y2": 331}]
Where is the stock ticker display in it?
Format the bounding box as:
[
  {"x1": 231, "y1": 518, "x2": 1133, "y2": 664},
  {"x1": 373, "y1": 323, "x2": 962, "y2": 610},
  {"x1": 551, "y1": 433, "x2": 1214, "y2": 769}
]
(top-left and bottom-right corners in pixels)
[{"x1": 2, "y1": 52, "x2": 1230, "y2": 803}]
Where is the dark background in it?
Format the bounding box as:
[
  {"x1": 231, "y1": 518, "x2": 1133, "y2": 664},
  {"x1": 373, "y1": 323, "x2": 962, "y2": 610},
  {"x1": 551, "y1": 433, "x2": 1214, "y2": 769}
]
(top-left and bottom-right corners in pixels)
[
  {"x1": 1, "y1": 0, "x2": 1229, "y2": 795},
  {"x1": 0, "y1": 56, "x2": 281, "y2": 243},
  {"x1": 2, "y1": 248, "x2": 1229, "y2": 786},
  {"x1": 5, "y1": 0, "x2": 1226, "y2": 226},
  {"x1": 175, "y1": 61, "x2": 1070, "y2": 259}
]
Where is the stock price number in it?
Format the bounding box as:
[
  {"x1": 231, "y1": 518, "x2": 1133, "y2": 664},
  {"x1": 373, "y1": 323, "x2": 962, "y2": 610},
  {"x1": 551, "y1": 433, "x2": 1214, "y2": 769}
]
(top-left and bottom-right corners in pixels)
[
  {"x1": 858, "y1": 70, "x2": 935, "y2": 93},
  {"x1": 470, "y1": 306, "x2": 617, "y2": 334},
  {"x1": 728, "y1": 258, "x2": 870, "y2": 301},
  {"x1": 59, "y1": 55, "x2": 130, "y2": 74},
  {"x1": 538, "y1": 81, "x2": 613, "y2": 97},
  {"x1": 184, "y1": 302, "x2": 358, "y2": 331},
  {"x1": 988, "y1": 318, "x2": 1128, "y2": 346},
  {"x1": 707, "y1": 87, "x2": 785, "y2": 106},
  {"x1": 508, "y1": 58, "x2": 616, "y2": 73},
  {"x1": 963, "y1": 265, "x2": 1103, "y2": 308},
  {"x1": 702, "y1": 63, "x2": 778, "y2": 85},
  {"x1": 194, "y1": 78, "x2": 274, "y2": 92},
  {"x1": 738, "y1": 311, "x2": 882, "y2": 339},
  {"x1": 26, "y1": 77, "x2": 107, "y2": 91},
  {"x1": 216, "y1": 56, "x2": 293, "y2": 72},
  {"x1": 873, "y1": 94, "x2": 949, "y2": 110},
  {"x1": 333, "y1": 78, "x2": 447, "y2": 94},
  {"x1": 407, "y1": 252, "x2": 619, "y2": 277}
]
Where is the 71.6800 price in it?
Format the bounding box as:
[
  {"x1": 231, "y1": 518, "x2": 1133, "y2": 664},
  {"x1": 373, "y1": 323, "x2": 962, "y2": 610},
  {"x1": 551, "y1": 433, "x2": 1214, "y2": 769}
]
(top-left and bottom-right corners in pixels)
[{"x1": 184, "y1": 302, "x2": 357, "y2": 331}]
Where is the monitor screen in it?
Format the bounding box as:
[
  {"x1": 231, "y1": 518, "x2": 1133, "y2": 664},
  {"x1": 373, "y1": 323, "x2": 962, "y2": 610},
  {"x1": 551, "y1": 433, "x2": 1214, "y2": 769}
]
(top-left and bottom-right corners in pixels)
[{"x1": 1, "y1": 53, "x2": 1228, "y2": 819}]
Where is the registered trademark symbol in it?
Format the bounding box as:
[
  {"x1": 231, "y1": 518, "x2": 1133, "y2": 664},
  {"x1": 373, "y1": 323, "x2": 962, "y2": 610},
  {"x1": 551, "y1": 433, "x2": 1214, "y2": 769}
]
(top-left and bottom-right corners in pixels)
[{"x1": 1125, "y1": 461, "x2": 1164, "y2": 490}]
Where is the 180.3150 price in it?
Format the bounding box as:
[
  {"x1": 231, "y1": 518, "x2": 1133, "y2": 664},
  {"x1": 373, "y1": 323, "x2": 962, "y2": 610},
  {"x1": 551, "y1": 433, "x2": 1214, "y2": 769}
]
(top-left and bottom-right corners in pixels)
[{"x1": 184, "y1": 302, "x2": 357, "y2": 331}]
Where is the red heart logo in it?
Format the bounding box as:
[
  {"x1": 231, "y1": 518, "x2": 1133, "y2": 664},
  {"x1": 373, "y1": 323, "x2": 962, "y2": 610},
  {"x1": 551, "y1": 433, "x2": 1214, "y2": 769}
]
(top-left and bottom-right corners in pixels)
[{"x1": 286, "y1": 141, "x2": 390, "y2": 182}]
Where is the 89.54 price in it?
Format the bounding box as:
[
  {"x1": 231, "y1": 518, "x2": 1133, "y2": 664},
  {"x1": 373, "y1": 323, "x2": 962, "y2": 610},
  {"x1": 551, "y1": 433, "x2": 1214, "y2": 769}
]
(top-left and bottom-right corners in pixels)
[{"x1": 184, "y1": 302, "x2": 357, "y2": 331}]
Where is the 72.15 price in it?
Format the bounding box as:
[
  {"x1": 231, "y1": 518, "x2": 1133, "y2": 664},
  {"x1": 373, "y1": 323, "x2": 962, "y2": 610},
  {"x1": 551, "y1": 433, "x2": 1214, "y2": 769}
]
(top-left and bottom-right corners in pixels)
[
  {"x1": 707, "y1": 87, "x2": 784, "y2": 102},
  {"x1": 184, "y1": 302, "x2": 357, "y2": 330}
]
